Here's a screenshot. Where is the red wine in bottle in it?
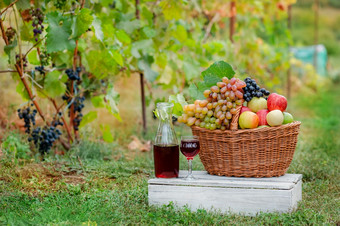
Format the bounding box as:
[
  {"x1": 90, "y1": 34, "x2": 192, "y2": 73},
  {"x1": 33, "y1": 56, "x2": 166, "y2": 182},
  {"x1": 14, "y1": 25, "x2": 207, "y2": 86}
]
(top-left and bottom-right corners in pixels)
[{"x1": 153, "y1": 144, "x2": 179, "y2": 178}]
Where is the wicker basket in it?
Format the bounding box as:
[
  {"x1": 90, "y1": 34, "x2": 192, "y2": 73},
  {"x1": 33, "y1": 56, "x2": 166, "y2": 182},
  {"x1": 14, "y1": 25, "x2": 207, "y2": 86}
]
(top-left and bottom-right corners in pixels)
[{"x1": 191, "y1": 108, "x2": 301, "y2": 177}]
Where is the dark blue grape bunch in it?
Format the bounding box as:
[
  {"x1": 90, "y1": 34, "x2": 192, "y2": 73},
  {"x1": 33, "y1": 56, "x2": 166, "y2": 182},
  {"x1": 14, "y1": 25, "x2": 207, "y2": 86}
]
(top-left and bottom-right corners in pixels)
[
  {"x1": 17, "y1": 105, "x2": 37, "y2": 134},
  {"x1": 29, "y1": 126, "x2": 62, "y2": 155},
  {"x1": 5, "y1": 27, "x2": 16, "y2": 44},
  {"x1": 73, "y1": 96, "x2": 85, "y2": 130},
  {"x1": 15, "y1": 54, "x2": 28, "y2": 67},
  {"x1": 52, "y1": 112, "x2": 64, "y2": 127},
  {"x1": 243, "y1": 77, "x2": 270, "y2": 102},
  {"x1": 65, "y1": 67, "x2": 81, "y2": 81},
  {"x1": 30, "y1": 8, "x2": 44, "y2": 42},
  {"x1": 35, "y1": 66, "x2": 45, "y2": 75}
]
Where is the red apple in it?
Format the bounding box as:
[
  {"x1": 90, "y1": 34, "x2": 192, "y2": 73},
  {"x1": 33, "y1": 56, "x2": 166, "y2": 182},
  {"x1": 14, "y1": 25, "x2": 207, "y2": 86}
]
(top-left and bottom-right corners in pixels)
[
  {"x1": 267, "y1": 93, "x2": 287, "y2": 112},
  {"x1": 240, "y1": 106, "x2": 251, "y2": 114},
  {"x1": 256, "y1": 109, "x2": 269, "y2": 126}
]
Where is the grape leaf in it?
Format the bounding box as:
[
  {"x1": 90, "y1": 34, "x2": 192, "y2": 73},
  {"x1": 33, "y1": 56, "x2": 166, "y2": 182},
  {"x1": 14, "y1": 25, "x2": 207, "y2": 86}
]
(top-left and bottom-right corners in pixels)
[
  {"x1": 105, "y1": 84, "x2": 121, "y2": 121},
  {"x1": 142, "y1": 26, "x2": 156, "y2": 38},
  {"x1": 79, "y1": 111, "x2": 97, "y2": 128},
  {"x1": 203, "y1": 74, "x2": 221, "y2": 87},
  {"x1": 188, "y1": 82, "x2": 208, "y2": 100},
  {"x1": 100, "y1": 124, "x2": 114, "y2": 143},
  {"x1": 138, "y1": 55, "x2": 159, "y2": 82},
  {"x1": 27, "y1": 49, "x2": 40, "y2": 65},
  {"x1": 86, "y1": 50, "x2": 117, "y2": 79},
  {"x1": 72, "y1": 8, "x2": 93, "y2": 39},
  {"x1": 44, "y1": 70, "x2": 66, "y2": 98},
  {"x1": 92, "y1": 16, "x2": 104, "y2": 42},
  {"x1": 115, "y1": 29, "x2": 131, "y2": 44},
  {"x1": 116, "y1": 19, "x2": 140, "y2": 34},
  {"x1": 159, "y1": 0, "x2": 183, "y2": 20},
  {"x1": 46, "y1": 12, "x2": 75, "y2": 53},
  {"x1": 16, "y1": 82, "x2": 29, "y2": 101},
  {"x1": 201, "y1": 61, "x2": 235, "y2": 79},
  {"x1": 172, "y1": 24, "x2": 187, "y2": 42},
  {"x1": 4, "y1": 39, "x2": 17, "y2": 64},
  {"x1": 91, "y1": 95, "x2": 105, "y2": 108},
  {"x1": 168, "y1": 94, "x2": 188, "y2": 117},
  {"x1": 131, "y1": 39, "x2": 154, "y2": 58},
  {"x1": 111, "y1": 50, "x2": 124, "y2": 66}
]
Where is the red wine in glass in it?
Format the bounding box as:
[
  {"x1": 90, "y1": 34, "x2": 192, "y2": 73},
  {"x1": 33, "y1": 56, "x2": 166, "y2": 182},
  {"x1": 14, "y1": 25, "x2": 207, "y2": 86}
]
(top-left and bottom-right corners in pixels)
[
  {"x1": 180, "y1": 139, "x2": 200, "y2": 160},
  {"x1": 153, "y1": 144, "x2": 179, "y2": 178},
  {"x1": 180, "y1": 136, "x2": 200, "y2": 180}
]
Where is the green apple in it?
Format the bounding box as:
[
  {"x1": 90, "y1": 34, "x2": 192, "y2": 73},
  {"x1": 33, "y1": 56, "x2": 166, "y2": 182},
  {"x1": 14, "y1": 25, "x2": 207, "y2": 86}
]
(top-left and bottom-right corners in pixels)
[
  {"x1": 266, "y1": 110, "x2": 284, "y2": 127},
  {"x1": 257, "y1": 125, "x2": 270, "y2": 129},
  {"x1": 239, "y1": 111, "x2": 259, "y2": 129},
  {"x1": 283, "y1": 112, "x2": 294, "y2": 124},
  {"x1": 247, "y1": 97, "x2": 267, "y2": 113}
]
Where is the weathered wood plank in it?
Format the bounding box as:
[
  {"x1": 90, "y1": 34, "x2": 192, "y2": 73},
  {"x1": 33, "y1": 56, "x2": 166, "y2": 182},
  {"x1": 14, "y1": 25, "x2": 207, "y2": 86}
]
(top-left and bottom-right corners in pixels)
[
  {"x1": 148, "y1": 171, "x2": 303, "y2": 216},
  {"x1": 148, "y1": 171, "x2": 302, "y2": 190}
]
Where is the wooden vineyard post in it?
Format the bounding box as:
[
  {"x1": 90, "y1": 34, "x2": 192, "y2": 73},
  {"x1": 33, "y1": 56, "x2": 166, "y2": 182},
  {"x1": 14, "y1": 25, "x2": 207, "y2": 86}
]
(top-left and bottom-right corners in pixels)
[
  {"x1": 135, "y1": 0, "x2": 147, "y2": 134},
  {"x1": 287, "y1": 4, "x2": 292, "y2": 99},
  {"x1": 313, "y1": 0, "x2": 319, "y2": 70},
  {"x1": 229, "y1": 1, "x2": 236, "y2": 43}
]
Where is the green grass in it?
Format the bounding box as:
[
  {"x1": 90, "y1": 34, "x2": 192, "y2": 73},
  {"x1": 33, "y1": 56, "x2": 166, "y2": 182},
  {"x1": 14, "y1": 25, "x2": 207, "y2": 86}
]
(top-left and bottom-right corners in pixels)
[{"x1": 1, "y1": 84, "x2": 340, "y2": 225}]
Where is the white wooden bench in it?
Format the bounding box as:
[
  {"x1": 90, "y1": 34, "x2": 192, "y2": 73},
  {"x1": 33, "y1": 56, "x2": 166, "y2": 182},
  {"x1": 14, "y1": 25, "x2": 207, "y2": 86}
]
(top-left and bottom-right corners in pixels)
[{"x1": 148, "y1": 170, "x2": 302, "y2": 216}]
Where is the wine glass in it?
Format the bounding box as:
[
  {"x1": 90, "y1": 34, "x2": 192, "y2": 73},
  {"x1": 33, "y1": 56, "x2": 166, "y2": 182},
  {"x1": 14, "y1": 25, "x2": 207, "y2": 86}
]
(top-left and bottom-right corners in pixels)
[{"x1": 180, "y1": 136, "x2": 200, "y2": 180}]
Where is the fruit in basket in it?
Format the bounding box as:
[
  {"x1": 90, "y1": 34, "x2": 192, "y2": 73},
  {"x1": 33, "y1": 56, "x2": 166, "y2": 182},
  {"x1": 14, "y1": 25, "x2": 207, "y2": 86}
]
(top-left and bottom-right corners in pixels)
[
  {"x1": 267, "y1": 93, "x2": 287, "y2": 112},
  {"x1": 247, "y1": 97, "x2": 267, "y2": 113},
  {"x1": 243, "y1": 77, "x2": 270, "y2": 102},
  {"x1": 240, "y1": 106, "x2": 251, "y2": 114},
  {"x1": 257, "y1": 125, "x2": 270, "y2": 128},
  {"x1": 256, "y1": 109, "x2": 269, "y2": 126},
  {"x1": 283, "y1": 112, "x2": 294, "y2": 124},
  {"x1": 239, "y1": 111, "x2": 259, "y2": 129},
  {"x1": 266, "y1": 110, "x2": 284, "y2": 127}
]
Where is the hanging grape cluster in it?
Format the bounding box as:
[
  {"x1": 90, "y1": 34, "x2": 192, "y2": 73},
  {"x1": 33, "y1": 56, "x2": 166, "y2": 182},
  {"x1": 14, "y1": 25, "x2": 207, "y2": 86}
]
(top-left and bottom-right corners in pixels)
[
  {"x1": 30, "y1": 8, "x2": 44, "y2": 42},
  {"x1": 65, "y1": 67, "x2": 81, "y2": 81},
  {"x1": 35, "y1": 65, "x2": 45, "y2": 75},
  {"x1": 54, "y1": 0, "x2": 67, "y2": 9},
  {"x1": 16, "y1": 54, "x2": 28, "y2": 67},
  {"x1": 17, "y1": 105, "x2": 37, "y2": 134},
  {"x1": 39, "y1": 51, "x2": 50, "y2": 66},
  {"x1": 243, "y1": 77, "x2": 270, "y2": 102},
  {"x1": 29, "y1": 126, "x2": 62, "y2": 155},
  {"x1": 5, "y1": 27, "x2": 16, "y2": 43},
  {"x1": 73, "y1": 96, "x2": 85, "y2": 131},
  {"x1": 178, "y1": 77, "x2": 246, "y2": 130}
]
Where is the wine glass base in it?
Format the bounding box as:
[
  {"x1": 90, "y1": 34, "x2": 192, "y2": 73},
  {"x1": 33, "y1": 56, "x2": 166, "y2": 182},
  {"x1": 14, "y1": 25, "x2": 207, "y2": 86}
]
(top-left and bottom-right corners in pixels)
[{"x1": 183, "y1": 174, "x2": 195, "y2": 180}]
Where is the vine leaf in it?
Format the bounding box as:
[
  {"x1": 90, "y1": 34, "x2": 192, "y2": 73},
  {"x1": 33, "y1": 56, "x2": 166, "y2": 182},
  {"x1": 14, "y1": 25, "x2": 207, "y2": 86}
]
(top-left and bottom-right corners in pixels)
[
  {"x1": 44, "y1": 71, "x2": 66, "y2": 98},
  {"x1": 105, "y1": 85, "x2": 121, "y2": 121},
  {"x1": 79, "y1": 111, "x2": 97, "y2": 128},
  {"x1": 201, "y1": 61, "x2": 235, "y2": 79},
  {"x1": 46, "y1": 12, "x2": 75, "y2": 53},
  {"x1": 203, "y1": 74, "x2": 221, "y2": 87},
  {"x1": 91, "y1": 95, "x2": 105, "y2": 108},
  {"x1": 72, "y1": 8, "x2": 93, "y2": 39},
  {"x1": 4, "y1": 39, "x2": 17, "y2": 64},
  {"x1": 100, "y1": 124, "x2": 114, "y2": 143},
  {"x1": 92, "y1": 16, "x2": 103, "y2": 42},
  {"x1": 115, "y1": 29, "x2": 131, "y2": 44},
  {"x1": 138, "y1": 55, "x2": 158, "y2": 82},
  {"x1": 111, "y1": 50, "x2": 124, "y2": 66},
  {"x1": 159, "y1": 0, "x2": 183, "y2": 20}
]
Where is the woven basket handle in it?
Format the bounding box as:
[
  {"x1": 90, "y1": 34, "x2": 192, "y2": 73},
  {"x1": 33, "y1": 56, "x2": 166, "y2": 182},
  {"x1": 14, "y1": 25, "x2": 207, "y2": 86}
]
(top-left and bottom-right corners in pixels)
[{"x1": 230, "y1": 101, "x2": 243, "y2": 131}]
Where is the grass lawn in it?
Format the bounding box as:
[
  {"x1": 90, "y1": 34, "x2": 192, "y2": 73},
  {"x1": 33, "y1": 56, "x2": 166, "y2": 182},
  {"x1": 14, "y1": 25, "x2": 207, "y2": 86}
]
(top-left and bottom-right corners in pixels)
[{"x1": 0, "y1": 83, "x2": 339, "y2": 225}]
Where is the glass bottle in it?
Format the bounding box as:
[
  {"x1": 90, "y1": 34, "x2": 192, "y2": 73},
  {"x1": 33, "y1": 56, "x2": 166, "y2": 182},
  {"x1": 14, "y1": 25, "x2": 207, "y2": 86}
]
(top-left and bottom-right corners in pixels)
[{"x1": 153, "y1": 102, "x2": 179, "y2": 178}]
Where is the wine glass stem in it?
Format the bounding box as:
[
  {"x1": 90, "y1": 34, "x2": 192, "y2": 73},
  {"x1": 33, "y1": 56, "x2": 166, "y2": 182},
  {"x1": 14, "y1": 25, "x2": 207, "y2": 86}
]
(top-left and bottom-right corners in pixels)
[{"x1": 188, "y1": 159, "x2": 192, "y2": 177}]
